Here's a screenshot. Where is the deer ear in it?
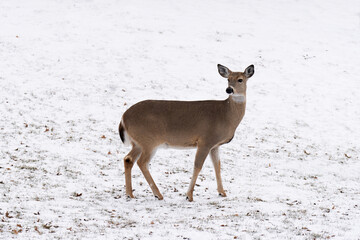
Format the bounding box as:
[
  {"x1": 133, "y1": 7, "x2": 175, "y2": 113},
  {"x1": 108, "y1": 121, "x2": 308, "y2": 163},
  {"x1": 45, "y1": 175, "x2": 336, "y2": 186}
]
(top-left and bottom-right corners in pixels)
[
  {"x1": 244, "y1": 65, "x2": 254, "y2": 78},
  {"x1": 217, "y1": 64, "x2": 231, "y2": 78}
]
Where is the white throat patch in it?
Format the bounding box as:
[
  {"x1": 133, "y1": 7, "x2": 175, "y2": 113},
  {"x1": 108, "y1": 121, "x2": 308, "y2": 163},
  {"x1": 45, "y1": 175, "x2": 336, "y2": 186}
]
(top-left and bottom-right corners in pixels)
[{"x1": 231, "y1": 94, "x2": 246, "y2": 103}]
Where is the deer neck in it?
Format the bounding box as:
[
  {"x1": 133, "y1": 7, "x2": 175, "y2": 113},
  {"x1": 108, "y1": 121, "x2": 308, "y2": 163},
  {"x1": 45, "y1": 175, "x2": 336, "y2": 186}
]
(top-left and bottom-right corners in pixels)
[
  {"x1": 226, "y1": 94, "x2": 246, "y2": 127},
  {"x1": 230, "y1": 94, "x2": 246, "y2": 104}
]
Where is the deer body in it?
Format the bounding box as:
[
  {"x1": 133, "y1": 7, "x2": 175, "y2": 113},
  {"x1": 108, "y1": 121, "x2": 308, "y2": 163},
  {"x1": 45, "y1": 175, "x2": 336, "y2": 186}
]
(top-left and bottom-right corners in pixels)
[
  {"x1": 119, "y1": 64, "x2": 254, "y2": 201},
  {"x1": 122, "y1": 99, "x2": 244, "y2": 148}
]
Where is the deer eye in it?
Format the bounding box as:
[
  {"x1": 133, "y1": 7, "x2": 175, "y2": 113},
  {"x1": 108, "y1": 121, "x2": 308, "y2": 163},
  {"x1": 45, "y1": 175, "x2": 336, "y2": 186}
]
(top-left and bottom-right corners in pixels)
[{"x1": 238, "y1": 79, "x2": 243, "y2": 83}]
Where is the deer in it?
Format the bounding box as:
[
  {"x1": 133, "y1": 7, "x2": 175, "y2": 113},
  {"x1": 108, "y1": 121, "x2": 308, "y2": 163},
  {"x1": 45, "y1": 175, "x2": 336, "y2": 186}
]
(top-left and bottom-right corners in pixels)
[{"x1": 119, "y1": 64, "x2": 254, "y2": 201}]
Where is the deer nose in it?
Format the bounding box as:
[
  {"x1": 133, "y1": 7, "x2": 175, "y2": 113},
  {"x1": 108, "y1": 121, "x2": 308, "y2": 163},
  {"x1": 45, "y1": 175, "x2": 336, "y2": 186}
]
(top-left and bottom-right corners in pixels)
[{"x1": 226, "y1": 87, "x2": 233, "y2": 94}]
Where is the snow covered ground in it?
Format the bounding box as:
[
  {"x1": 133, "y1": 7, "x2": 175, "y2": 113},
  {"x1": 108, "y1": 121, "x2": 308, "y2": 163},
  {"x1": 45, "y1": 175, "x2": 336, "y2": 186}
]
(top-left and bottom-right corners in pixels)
[{"x1": 1, "y1": 0, "x2": 360, "y2": 239}]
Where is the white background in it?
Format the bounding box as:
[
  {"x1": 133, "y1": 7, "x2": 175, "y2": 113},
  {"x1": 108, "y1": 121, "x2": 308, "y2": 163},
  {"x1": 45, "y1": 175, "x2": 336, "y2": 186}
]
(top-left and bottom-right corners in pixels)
[{"x1": 1, "y1": 0, "x2": 359, "y2": 239}]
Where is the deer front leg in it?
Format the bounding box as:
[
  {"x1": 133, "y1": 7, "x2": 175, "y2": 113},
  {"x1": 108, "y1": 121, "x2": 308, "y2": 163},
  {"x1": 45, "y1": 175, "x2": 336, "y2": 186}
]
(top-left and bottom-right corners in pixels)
[
  {"x1": 137, "y1": 151, "x2": 163, "y2": 200},
  {"x1": 186, "y1": 146, "x2": 210, "y2": 202},
  {"x1": 210, "y1": 147, "x2": 226, "y2": 197}
]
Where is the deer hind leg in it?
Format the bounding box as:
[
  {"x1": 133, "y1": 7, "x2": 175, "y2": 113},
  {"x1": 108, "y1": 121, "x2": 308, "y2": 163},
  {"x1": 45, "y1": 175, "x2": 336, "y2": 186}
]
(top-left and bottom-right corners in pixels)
[
  {"x1": 186, "y1": 145, "x2": 211, "y2": 202},
  {"x1": 137, "y1": 149, "x2": 163, "y2": 200},
  {"x1": 210, "y1": 147, "x2": 226, "y2": 197},
  {"x1": 124, "y1": 145, "x2": 141, "y2": 198}
]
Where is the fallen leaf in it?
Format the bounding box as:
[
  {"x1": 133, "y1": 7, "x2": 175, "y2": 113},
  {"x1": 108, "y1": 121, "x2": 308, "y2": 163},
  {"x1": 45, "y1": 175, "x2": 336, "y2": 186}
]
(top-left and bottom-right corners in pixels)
[
  {"x1": 5, "y1": 212, "x2": 13, "y2": 218},
  {"x1": 74, "y1": 192, "x2": 82, "y2": 197},
  {"x1": 43, "y1": 222, "x2": 52, "y2": 229},
  {"x1": 34, "y1": 226, "x2": 42, "y2": 235}
]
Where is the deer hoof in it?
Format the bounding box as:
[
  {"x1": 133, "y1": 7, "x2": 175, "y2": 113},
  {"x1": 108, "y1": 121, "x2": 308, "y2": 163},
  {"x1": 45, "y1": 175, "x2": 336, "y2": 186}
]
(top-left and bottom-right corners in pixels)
[
  {"x1": 219, "y1": 192, "x2": 227, "y2": 197},
  {"x1": 126, "y1": 194, "x2": 135, "y2": 199},
  {"x1": 155, "y1": 194, "x2": 164, "y2": 200}
]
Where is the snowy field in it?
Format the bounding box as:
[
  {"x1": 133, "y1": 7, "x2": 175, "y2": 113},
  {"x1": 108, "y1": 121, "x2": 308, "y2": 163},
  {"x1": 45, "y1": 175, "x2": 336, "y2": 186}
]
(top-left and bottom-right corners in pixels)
[{"x1": 1, "y1": 0, "x2": 360, "y2": 239}]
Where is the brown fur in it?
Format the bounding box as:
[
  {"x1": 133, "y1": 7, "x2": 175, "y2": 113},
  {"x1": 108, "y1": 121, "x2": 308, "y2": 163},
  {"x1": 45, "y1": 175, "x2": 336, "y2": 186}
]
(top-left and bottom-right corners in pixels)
[{"x1": 119, "y1": 64, "x2": 254, "y2": 201}]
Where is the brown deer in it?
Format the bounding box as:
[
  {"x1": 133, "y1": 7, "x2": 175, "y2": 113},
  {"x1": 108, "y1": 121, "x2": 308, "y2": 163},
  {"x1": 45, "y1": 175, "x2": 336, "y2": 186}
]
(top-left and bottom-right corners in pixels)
[{"x1": 119, "y1": 64, "x2": 254, "y2": 201}]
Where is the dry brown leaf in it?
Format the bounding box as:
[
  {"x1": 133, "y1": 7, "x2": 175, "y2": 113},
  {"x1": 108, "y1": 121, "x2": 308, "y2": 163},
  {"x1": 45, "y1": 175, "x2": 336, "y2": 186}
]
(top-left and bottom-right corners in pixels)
[
  {"x1": 34, "y1": 226, "x2": 42, "y2": 235},
  {"x1": 43, "y1": 222, "x2": 52, "y2": 229},
  {"x1": 5, "y1": 212, "x2": 13, "y2": 218}
]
